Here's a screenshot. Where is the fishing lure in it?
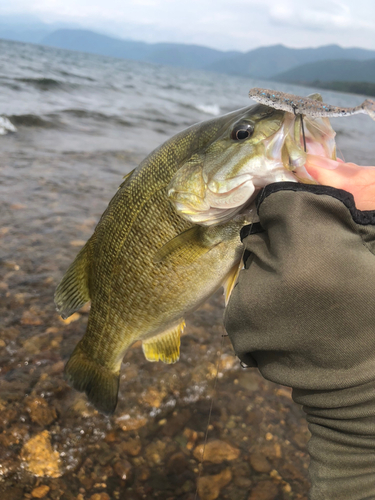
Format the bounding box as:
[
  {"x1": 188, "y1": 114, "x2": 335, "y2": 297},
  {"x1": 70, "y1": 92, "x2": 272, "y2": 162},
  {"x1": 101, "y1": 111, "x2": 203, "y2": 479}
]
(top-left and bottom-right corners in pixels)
[{"x1": 249, "y1": 87, "x2": 375, "y2": 121}]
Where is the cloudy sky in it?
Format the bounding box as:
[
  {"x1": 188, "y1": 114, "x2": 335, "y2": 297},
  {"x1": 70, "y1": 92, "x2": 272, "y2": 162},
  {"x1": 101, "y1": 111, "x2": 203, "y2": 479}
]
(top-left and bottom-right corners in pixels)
[{"x1": 1, "y1": 0, "x2": 374, "y2": 51}]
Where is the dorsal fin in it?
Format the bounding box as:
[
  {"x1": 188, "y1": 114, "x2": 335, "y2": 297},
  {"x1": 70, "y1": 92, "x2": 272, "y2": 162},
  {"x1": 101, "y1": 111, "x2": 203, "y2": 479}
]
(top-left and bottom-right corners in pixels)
[
  {"x1": 54, "y1": 240, "x2": 91, "y2": 319},
  {"x1": 142, "y1": 320, "x2": 185, "y2": 364},
  {"x1": 307, "y1": 93, "x2": 323, "y2": 102}
]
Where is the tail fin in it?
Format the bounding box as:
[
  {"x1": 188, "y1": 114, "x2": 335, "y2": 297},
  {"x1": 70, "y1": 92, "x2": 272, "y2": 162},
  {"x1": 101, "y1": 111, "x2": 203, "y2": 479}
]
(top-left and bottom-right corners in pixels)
[
  {"x1": 55, "y1": 241, "x2": 91, "y2": 319},
  {"x1": 364, "y1": 99, "x2": 375, "y2": 121},
  {"x1": 65, "y1": 344, "x2": 119, "y2": 414}
]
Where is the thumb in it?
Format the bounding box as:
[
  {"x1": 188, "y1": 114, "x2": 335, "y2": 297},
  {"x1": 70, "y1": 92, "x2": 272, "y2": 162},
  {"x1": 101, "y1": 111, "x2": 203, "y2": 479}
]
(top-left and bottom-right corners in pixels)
[{"x1": 305, "y1": 154, "x2": 375, "y2": 211}]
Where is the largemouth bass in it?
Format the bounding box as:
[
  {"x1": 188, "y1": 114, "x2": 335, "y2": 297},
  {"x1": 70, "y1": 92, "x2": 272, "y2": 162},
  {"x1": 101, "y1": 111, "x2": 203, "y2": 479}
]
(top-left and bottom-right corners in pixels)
[{"x1": 55, "y1": 100, "x2": 335, "y2": 413}]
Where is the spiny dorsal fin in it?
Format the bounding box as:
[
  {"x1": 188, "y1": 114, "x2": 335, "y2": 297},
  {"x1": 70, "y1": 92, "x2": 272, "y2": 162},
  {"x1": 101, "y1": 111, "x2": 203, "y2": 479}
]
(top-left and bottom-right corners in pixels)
[
  {"x1": 142, "y1": 320, "x2": 185, "y2": 364},
  {"x1": 54, "y1": 240, "x2": 91, "y2": 319},
  {"x1": 223, "y1": 261, "x2": 242, "y2": 306},
  {"x1": 307, "y1": 93, "x2": 323, "y2": 102},
  {"x1": 119, "y1": 168, "x2": 135, "y2": 187},
  {"x1": 153, "y1": 227, "x2": 217, "y2": 266},
  {"x1": 64, "y1": 343, "x2": 119, "y2": 414}
]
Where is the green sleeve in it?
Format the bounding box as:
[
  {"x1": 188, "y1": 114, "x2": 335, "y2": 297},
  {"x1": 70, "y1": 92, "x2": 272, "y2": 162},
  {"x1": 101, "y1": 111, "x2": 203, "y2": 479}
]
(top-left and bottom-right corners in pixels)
[{"x1": 224, "y1": 183, "x2": 375, "y2": 500}]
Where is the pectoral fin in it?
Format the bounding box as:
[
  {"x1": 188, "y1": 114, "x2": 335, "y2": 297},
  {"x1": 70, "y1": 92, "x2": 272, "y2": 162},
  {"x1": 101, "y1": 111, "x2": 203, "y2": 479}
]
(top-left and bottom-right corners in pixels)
[
  {"x1": 55, "y1": 240, "x2": 92, "y2": 319},
  {"x1": 153, "y1": 226, "x2": 218, "y2": 266},
  {"x1": 142, "y1": 320, "x2": 185, "y2": 364}
]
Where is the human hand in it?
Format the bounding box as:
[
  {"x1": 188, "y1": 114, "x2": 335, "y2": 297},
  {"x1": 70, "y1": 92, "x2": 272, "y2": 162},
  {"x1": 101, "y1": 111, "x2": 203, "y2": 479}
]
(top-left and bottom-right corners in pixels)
[{"x1": 305, "y1": 154, "x2": 375, "y2": 210}]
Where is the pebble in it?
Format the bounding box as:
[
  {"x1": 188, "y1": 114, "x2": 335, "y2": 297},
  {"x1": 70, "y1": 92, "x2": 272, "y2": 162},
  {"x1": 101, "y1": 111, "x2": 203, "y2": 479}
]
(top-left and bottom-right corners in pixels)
[
  {"x1": 21, "y1": 430, "x2": 61, "y2": 477},
  {"x1": 115, "y1": 415, "x2": 147, "y2": 431},
  {"x1": 197, "y1": 468, "x2": 232, "y2": 500},
  {"x1": 31, "y1": 485, "x2": 50, "y2": 498},
  {"x1": 140, "y1": 387, "x2": 166, "y2": 408},
  {"x1": 21, "y1": 310, "x2": 42, "y2": 326},
  {"x1": 249, "y1": 453, "x2": 272, "y2": 473},
  {"x1": 248, "y1": 480, "x2": 279, "y2": 500},
  {"x1": 166, "y1": 452, "x2": 188, "y2": 475},
  {"x1": 59, "y1": 312, "x2": 81, "y2": 325},
  {"x1": 113, "y1": 460, "x2": 133, "y2": 482},
  {"x1": 193, "y1": 440, "x2": 240, "y2": 464},
  {"x1": 144, "y1": 440, "x2": 166, "y2": 466},
  {"x1": 89, "y1": 494, "x2": 110, "y2": 500},
  {"x1": 120, "y1": 438, "x2": 142, "y2": 456},
  {"x1": 25, "y1": 396, "x2": 57, "y2": 426}
]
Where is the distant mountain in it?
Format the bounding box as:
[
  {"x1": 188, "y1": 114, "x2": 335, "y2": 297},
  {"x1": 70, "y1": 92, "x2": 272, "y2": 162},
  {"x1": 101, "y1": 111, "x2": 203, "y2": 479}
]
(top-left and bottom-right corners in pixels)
[
  {"x1": 41, "y1": 30, "x2": 375, "y2": 81},
  {"x1": 0, "y1": 15, "x2": 75, "y2": 44},
  {"x1": 272, "y1": 59, "x2": 375, "y2": 84},
  {"x1": 208, "y1": 44, "x2": 375, "y2": 79},
  {"x1": 42, "y1": 29, "x2": 238, "y2": 70}
]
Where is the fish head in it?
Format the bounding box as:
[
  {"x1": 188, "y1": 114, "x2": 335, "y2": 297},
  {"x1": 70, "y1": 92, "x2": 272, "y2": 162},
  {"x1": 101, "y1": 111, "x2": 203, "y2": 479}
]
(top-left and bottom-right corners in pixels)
[{"x1": 168, "y1": 99, "x2": 336, "y2": 225}]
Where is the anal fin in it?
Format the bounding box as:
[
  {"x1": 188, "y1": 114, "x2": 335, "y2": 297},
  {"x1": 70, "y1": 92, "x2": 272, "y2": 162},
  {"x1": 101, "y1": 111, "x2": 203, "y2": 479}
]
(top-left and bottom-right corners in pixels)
[
  {"x1": 223, "y1": 260, "x2": 242, "y2": 306},
  {"x1": 142, "y1": 320, "x2": 185, "y2": 364}
]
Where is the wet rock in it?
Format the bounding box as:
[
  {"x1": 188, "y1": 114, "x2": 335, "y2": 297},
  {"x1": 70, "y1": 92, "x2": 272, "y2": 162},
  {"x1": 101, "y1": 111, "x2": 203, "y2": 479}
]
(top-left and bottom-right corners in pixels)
[
  {"x1": 89, "y1": 494, "x2": 110, "y2": 500},
  {"x1": 0, "y1": 424, "x2": 28, "y2": 447},
  {"x1": 197, "y1": 468, "x2": 232, "y2": 500},
  {"x1": 136, "y1": 465, "x2": 150, "y2": 482},
  {"x1": 31, "y1": 485, "x2": 50, "y2": 498},
  {"x1": 115, "y1": 415, "x2": 147, "y2": 431},
  {"x1": 145, "y1": 440, "x2": 167, "y2": 466},
  {"x1": 249, "y1": 453, "x2": 272, "y2": 473},
  {"x1": 21, "y1": 430, "x2": 61, "y2": 477},
  {"x1": 193, "y1": 440, "x2": 240, "y2": 464},
  {"x1": 22, "y1": 335, "x2": 50, "y2": 354},
  {"x1": 113, "y1": 460, "x2": 133, "y2": 482},
  {"x1": 166, "y1": 452, "x2": 188, "y2": 475},
  {"x1": 140, "y1": 387, "x2": 166, "y2": 408},
  {"x1": 25, "y1": 396, "x2": 57, "y2": 426},
  {"x1": 162, "y1": 409, "x2": 191, "y2": 437},
  {"x1": 120, "y1": 437, "x2": 142, "y2": 457},
  {"x1": 293, "y1": 430, "x2": 310, "y2": 449},
  {"x1": 248, "y1": 480, "x2": 279, "y2": 500},
  {"x1": 21, "y1": 309, "x2": 42, "y2": 326},
  {"x1": 183, "y1": 427, "x2": 198, "y2": 450},
  {"x1": 70, "y1": 240, "x2": 86, "y2": 247},
  {"x1": 59, "y1": 312, "x2": 81, "y2": 325},
  {"x1": 3, "y1": 486, "x2": 24, "y2": 500}
]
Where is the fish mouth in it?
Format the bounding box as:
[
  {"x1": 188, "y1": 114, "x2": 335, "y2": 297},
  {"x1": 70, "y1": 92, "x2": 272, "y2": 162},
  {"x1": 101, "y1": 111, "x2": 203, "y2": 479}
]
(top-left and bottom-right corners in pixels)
[{"x1": 169, "y1": 111, "x2": 337, "y2": 226}]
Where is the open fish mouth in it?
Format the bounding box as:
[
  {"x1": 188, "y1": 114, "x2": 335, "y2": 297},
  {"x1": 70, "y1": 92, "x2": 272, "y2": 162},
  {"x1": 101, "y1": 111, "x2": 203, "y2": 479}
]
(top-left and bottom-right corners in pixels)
[{"x1": 168, "y1": 109, "x2": 337, "y2": 226}]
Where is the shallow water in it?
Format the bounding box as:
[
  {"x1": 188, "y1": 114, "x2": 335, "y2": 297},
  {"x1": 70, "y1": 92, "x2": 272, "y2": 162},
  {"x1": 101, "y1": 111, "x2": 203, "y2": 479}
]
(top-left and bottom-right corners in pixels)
[{"x1": 0, "y1": 38, "x2": 374, "y2": 499}]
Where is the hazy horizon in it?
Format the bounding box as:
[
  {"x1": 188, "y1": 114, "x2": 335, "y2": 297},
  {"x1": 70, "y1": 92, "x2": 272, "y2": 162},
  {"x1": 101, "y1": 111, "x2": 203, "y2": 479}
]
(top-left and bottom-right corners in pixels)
[{"x1": 0, "y1": 0, "x2": 374, "y2": 52}]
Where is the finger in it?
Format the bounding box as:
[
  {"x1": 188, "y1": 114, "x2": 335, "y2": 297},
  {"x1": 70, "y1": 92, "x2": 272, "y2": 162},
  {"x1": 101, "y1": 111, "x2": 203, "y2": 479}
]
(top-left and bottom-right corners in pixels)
[{"x1": 305, "y1": 154, "x2": 375, "y2": 211}]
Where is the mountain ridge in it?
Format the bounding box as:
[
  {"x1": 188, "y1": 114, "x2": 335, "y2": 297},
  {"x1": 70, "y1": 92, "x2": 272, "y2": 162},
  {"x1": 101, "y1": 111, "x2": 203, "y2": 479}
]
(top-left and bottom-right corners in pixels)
[{"x1": 41, "y1": 29, "x2": 375, "y2": 80}]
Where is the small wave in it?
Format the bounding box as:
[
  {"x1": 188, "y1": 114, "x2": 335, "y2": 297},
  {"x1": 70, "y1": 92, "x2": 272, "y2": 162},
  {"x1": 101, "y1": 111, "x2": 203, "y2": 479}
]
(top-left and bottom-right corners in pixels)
[
  {"x1": 0, "y1": 116, "x2": 17, "y2": 135},
  {"x1": 8, "y1": 114, "x2": 57, "y2": 128},
  {"x1": 195, "y1": 104, "x2": 221, "y2": 116},
  {"x1": 16, "y1": 77, "x2": 78, "y2": 91},
  {"x1": 58, "y1": 70, "x2": 96, "y2": 82},
  {"x1": 62, "y1": 109, "x2": 133, "y2": 127}
]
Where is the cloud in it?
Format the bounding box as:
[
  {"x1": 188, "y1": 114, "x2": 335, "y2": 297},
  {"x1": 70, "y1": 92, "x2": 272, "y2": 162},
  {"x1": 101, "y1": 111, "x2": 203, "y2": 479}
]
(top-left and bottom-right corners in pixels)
[
  {"x1": 1, "y1": 0, "x2": 375, "y2": 51},
  {"x1": 269, "y1": 0, "x2": 375, "y2": 32}
]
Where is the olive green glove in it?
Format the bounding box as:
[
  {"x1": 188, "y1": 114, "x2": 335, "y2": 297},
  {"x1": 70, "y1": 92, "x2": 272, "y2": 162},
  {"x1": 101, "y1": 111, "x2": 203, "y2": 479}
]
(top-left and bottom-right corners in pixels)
[{"x1": 224, "y1": 182, "x2": 375, "y2": 500}]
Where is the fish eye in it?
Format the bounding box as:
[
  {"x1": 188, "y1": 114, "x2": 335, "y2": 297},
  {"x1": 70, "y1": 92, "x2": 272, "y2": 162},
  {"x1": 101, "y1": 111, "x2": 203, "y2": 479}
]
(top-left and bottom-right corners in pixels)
[{"x1": 231, "y1": 123, "x2": 254, "y2": 141}]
